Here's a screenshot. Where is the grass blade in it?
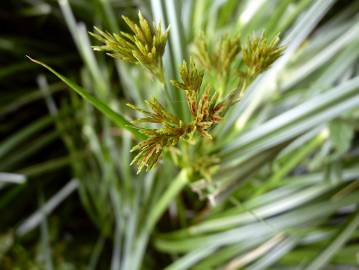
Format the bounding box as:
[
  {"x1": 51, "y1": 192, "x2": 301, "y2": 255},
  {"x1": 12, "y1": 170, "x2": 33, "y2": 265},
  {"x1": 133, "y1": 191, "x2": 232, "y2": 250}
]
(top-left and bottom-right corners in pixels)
[
  {"x1": 0, "y1": 173, "x2": 26, "y2": 184},
  {"x1": 16, "y1": 179, "x2": 79, "y2": 236},
  {"x1": 218, "y1": 0, "x2": 336, "y2": 136},
  {"x1": 27, "y1": 56, "x2": 145, "y2": 140},
  {"x1": 304, "y1": 209, "x2": 359, "y2": 270}
]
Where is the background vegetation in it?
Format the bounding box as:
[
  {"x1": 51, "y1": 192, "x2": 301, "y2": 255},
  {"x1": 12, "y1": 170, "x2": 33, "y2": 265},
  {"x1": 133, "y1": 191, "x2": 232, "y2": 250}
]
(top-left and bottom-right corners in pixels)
[{"x1": 1, "y1": 0, "x2": 359, "y2": 269}]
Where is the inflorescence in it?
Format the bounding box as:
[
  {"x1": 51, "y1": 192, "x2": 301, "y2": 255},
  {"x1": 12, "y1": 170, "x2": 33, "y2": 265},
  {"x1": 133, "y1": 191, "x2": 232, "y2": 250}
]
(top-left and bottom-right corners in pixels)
[{"x1": 91, "y1": 12, "x2": 284, "y2": 175}]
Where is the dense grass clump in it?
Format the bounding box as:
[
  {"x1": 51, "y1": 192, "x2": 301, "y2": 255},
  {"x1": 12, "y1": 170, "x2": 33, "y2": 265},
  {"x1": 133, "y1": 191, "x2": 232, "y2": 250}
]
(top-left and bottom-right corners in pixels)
[{"x1": 1, "y1": 0, "x2": 359, "y2": 269}]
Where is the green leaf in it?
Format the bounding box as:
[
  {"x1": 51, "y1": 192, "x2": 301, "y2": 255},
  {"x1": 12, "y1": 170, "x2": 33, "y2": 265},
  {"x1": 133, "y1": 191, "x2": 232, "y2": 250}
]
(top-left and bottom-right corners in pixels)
[
  {"x1": 221, "y1": 76, "x2": 359, "y2": 160},
  {"x1": 217, "y1": 0, "x2": 336, "y2": 137},
  {"x1": 27, "y1": 56, "x2": 145, "y2": 140},
  {"x1": 304, "y1": 209, "x2": 359, "y2": 270},
  {"x1": 329, "y1": 119, "x2": 354, "y2": 155}
]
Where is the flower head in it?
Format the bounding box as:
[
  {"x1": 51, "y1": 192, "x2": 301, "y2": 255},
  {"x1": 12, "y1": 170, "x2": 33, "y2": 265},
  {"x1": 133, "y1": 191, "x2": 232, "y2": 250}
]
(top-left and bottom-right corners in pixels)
[
  {"x1": 127, "y1": 98, "x2": 193, "y2": 173},
  {"x1": 242, "y1": 33, "x2": 284, "y2": 76},
  {"x1": 193, "y1": 33, "x2": 241, "y2": 75},
  {"x1": 171, "y1": 58, "x2": 204, "y2": 92},
  {"x1": 90, "y1": 11, "x2": 169, "y2": 82}
]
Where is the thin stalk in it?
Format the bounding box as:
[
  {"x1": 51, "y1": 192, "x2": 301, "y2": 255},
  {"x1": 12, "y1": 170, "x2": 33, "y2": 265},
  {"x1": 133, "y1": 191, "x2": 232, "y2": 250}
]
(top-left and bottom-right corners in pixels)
[{"x1": 132, "y1": 169, "x2": 188, "y2": 270}]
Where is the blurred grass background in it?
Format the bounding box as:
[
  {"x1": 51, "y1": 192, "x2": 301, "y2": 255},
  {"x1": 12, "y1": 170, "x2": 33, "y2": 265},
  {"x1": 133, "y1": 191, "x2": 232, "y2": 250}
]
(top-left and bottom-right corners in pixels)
[{"x1": 1, "y1": 0, "x2": 359, "y2": 269}]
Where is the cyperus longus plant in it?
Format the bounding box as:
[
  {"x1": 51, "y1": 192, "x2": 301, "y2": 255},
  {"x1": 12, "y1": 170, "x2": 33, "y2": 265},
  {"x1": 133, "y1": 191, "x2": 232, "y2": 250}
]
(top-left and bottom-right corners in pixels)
[
  {"x1": 12, "y1": 1, "x2": 359, "y2": 269},
  {"x1": 28, "y1": 10, "x2": 284, "y2": 178},
  {"x1": 90, "y1": 12, "x2": 284, "y2": 175}
]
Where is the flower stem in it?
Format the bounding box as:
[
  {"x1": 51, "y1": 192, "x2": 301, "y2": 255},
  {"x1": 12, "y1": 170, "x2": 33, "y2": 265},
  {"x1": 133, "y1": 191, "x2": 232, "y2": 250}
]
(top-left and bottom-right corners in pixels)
[
  {"x1": 131, "y1": 169, "x2": 188, "y2": 270},
  {"x1": 145, "y1": 169, "x2": 188, "y2": 231}
]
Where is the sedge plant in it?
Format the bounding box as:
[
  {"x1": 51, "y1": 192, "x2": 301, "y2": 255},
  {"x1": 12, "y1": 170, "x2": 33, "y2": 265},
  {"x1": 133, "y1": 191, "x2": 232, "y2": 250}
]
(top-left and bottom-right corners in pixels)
[{"x1": 2, "y1": 0, "x2": 359, "y2": 269}]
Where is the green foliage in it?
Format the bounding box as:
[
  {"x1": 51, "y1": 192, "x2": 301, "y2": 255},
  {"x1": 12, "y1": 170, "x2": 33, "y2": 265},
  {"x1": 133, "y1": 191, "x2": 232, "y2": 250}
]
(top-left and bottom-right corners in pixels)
[
  {"x1": 27, "y1": 56, "x2": 145, "y2": 140},
  {"x1": 2, "y1": 0, "x2": 359, "y2": 269},
  {"x1": 329, "y1": 119, "x2": 354, "y2": 156}
]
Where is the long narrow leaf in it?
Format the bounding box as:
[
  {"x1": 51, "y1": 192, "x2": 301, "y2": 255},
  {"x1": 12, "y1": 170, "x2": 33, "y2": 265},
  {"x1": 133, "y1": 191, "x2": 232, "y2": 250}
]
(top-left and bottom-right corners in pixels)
[{"x1": 27, "y1": 56, "x2": 145, "y2": 140}]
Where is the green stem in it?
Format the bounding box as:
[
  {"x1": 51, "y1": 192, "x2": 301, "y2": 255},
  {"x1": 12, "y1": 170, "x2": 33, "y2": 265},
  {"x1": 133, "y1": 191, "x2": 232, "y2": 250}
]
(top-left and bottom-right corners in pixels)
[
  {"x1": 132, "y1": 169, "x2": 188, "y2": 270},
  {"x1": 145, "y1": 169, "x2": 188, "y2": 232}
]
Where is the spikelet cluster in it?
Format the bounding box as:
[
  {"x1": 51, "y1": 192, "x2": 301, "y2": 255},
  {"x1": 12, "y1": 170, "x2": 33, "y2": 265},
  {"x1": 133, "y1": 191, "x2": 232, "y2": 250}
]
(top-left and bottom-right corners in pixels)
[
  {"x1": 127, "y1": 33, "x2": 283, "y2": 173},
  {"x1": 171, "y1": 59, "x2": 226, "y2": 139},
  {"x1": 194, "y1": 34, "x2": 241, "y2": 75},
  {"x1": 171, "y1": 58, "x2": 204, "y2": 92},
  {"x1": 127, "y1": 98, "x2": 193, "y2": 174},
  {"x1": 90, "y1": 11, "x2": 169, "y2": 82},
  {"x1": 129, "y1": 59, "x2": 226, "y2": 173},
  {"x1": 242, "y1": 33, "x2": 284, "y2": 77}
]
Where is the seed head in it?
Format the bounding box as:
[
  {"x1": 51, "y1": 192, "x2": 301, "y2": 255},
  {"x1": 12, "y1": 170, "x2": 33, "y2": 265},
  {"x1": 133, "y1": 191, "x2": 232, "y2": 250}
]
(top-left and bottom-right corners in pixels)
[
  {"x1": 242, "y1": 33, "x2": 284, "y2": 76},
  {"x1": 171, "y1": 58, "x2": 204, "y2": 92},
  {"x1": 90, "y1": 11, "x2": 169, "y2": 82},
  {"x1": 193, "y1": 33, "x2": 241, "y2": 75}
]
